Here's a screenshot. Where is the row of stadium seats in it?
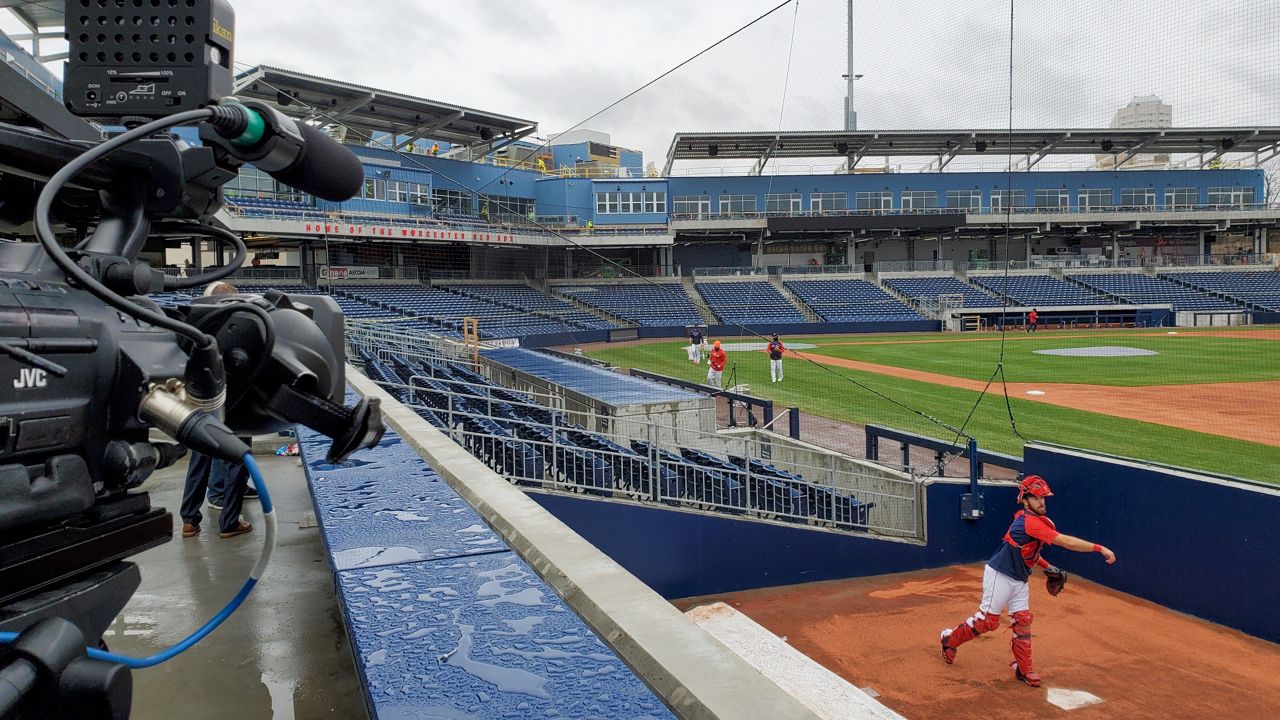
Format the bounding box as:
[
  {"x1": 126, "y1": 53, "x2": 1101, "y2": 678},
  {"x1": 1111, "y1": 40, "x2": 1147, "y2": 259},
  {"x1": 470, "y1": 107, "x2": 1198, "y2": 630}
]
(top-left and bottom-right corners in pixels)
[
  {"x1": 333, "y1": 284, "x2": 609, "y2": 338},
  {"x1": 1164, "y1": 271, "x2": 1280, "y2": 311},
  {"x1": 355, "y1": 349, "x2": 875, "y2": 529},
  {"x1": 1069, "y1": 273, "x2": 1244, "y2": 311},
  {"x1": 226, "y1": 197, "x2": 326, "y2": 219},
  {"x1": 153, "y1": 270, "x2": 1280, "y2": 334},
  {"x1": 694, "y1": 282, "x2": 807, "y2": 324},
  {"x1": 970, "y1": 275, "x2": 1115, "y2": 306},
  {"x1": 445, "y1": 284, "x2": 615, "y2": 330},
  {"x1": 782, "y1": 279, "x2": 928, "y2": 322},
  {"x1": 882, "y1": 276, "x2": 1003, "y2": 308},
  {"x1": 556, "y1": 283, "x2": 704, "y2": 327}
]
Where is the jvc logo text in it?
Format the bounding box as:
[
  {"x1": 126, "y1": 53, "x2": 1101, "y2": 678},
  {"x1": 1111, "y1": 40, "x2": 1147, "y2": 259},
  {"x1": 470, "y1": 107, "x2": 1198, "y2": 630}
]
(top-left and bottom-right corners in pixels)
[{"x1": 13, "y1": 368, "x2": 47, "y2": 389}]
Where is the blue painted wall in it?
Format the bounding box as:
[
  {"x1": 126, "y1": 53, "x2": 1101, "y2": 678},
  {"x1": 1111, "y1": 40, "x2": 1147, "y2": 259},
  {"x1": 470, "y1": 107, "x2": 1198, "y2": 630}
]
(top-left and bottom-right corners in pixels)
[
  {"x1": 227, "y1": 135, "x2": 1259, "y2": 229},
  {"x1": 591, "y1": 179, "x2": 670, "y2": 225},
  {"x1": 535, "y1": 178, "x2": 594, "y2": 224},
  {"x1": 235, "y1": 136, "x2": 1264, "y2": 227},
  {"x1": 550, "y1": 142, "x2": 645, "y2": 178},
  {"x1": 666, "y1": 168, "x2": 1263, "y2": 213},
  {"x1": 321, "y1": 146, "x2": 539, "y2": 216},
  {"x1": 1023, "y1": 444, "x2": 1280, "y2": 643},
  {"x1": 530, "y1": 480, "x2": 1019, "y2": 599}
]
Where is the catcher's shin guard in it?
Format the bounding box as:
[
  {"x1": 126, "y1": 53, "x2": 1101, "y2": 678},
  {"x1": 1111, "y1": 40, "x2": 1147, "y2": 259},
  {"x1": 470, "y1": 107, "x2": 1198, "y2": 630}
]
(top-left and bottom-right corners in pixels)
[
  {"x1": 941, "y1": 611, "x2": 1000, "y2": 663},
  {"x1": 1010, "y1": 610, "x2": 1040, "y2": 687}
]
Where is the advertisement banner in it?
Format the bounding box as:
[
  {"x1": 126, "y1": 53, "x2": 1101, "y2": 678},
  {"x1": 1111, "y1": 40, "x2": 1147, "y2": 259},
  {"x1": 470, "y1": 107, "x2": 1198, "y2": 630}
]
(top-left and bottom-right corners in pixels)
[{"x1": 319, "y1": 265, "x2": 379, "y2": 280}]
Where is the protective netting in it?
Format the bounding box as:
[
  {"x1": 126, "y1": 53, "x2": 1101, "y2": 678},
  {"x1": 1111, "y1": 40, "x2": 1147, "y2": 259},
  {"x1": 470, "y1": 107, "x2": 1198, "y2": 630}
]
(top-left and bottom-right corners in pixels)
[{"x1": 11, "y1": 0, "x2": 1273, "y2": 481}]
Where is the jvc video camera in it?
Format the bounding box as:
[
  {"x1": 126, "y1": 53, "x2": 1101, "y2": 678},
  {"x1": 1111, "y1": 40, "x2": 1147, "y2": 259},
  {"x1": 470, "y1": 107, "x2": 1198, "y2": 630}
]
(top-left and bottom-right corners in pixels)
[{"x1": 0, "y1": 2, "x2": 381, "y2": 717}]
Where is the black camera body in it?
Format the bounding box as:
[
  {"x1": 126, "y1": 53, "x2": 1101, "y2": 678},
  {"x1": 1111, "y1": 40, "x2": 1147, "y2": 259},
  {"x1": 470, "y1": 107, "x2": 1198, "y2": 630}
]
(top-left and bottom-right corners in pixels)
[
  {"x1": 0, "y1": 1, "x2": 383, "y2": 716},
  {"x1": 64, "y1": 0, "x2": 236, "y2": 119}
]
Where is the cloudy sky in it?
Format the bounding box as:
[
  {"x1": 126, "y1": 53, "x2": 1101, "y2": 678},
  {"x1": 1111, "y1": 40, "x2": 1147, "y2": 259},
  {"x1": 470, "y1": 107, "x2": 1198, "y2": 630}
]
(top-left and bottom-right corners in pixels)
[{"x1": 7, "y1": 0, "x2": 1279, "y2": 169}]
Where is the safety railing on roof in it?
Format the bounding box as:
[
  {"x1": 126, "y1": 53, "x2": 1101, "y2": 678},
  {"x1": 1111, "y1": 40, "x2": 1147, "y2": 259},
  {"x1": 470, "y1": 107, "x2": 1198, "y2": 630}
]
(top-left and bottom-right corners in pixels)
[
  {"x1": 348, "y1": 331, "x2": 924, "y2": 539},
  {"x1": 669, "y1": 203, "x2": 1280, "y2": 224}
]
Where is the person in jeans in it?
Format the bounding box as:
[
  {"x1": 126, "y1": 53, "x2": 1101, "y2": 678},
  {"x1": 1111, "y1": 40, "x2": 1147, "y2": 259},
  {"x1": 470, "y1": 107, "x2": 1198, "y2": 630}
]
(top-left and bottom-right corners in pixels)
[
  {"x1": 179, "y1": 279, "x2": 254, "y2": 539},
  {"x1": 180, "y1": 450, "x2": 252, "y2": 539}
]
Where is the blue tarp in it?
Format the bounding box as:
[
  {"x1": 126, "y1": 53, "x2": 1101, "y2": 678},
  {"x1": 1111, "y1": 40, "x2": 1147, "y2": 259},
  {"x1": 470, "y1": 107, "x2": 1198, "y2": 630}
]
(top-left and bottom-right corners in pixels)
[{"x1": 483, "y1": 348, "x2": 706, "y2": 405}]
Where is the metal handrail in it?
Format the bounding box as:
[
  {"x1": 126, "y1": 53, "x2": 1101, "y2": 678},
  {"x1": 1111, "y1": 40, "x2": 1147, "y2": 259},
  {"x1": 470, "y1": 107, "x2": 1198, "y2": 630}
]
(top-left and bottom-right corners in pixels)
[{"x1": 350, "y1": 332, "x2": 923, "y2": 538}]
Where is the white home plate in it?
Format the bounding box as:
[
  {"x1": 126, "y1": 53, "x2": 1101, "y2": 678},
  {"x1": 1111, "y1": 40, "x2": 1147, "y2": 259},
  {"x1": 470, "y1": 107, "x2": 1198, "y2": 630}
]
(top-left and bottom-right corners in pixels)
[
  {"x1": 1034, "y1": 346, "x2": 1157, "y2": 357},
  {"x1": 1046, "y1": 688, "x2": 1104, "y2": 711},
  {"x1": 719, "y1": 342, "x2": 817, "y2": 352},
  {"x1": 1025, "y1": 390, "x2": 1046, "y2": 396}
]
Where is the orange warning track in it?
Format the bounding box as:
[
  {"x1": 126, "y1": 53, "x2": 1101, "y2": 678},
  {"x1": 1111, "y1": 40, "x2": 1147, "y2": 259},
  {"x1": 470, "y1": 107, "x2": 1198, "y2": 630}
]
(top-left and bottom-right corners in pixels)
[
  {"x1": 792, "y1": 352, "x2": 1280, "y2": 447},
  {"x1": 675, "y1": 564, "x2": 1280, "y2": 720}
]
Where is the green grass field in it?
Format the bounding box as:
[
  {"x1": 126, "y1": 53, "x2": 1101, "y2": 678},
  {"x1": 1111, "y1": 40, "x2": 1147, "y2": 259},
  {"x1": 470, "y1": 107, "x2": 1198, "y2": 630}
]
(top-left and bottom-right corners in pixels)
[
  {"x1": 803, "y1": 331, "x2": 1280, "y2": 386},
  {"x1": 585, "y1": 330, "x2": 1280, "y2": 483}
]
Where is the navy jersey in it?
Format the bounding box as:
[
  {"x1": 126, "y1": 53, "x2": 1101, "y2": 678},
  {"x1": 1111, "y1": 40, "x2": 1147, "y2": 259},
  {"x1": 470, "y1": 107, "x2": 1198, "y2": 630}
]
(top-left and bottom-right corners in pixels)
[{"x1": 988, "y1": 510, "x2": 1059, "y2": 582}]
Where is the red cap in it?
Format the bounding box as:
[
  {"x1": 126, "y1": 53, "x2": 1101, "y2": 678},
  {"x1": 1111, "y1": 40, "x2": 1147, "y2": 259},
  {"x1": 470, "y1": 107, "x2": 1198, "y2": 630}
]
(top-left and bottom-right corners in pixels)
[{"x1": 1018, "y1": 474, "x2": 1053, "y2": 500}]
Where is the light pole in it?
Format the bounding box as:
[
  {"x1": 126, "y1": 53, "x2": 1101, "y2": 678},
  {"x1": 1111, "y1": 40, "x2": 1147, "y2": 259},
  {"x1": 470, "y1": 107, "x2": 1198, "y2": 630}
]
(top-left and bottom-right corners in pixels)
[
  {"x1": 843, "y1": 72, "x2": 863, "y2": 131},
  {"x1": 842, "y1": 1, "x2": 862, "y2": 131}
]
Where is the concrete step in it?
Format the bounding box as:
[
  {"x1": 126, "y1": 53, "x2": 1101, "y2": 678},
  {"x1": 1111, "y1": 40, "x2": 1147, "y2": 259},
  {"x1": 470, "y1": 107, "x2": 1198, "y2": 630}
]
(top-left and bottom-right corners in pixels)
[
  {"x1": 681, "y1": 276, "x2": 720, "y2": 325},
  {"x1": 769, "y1": 275, "x2": 823, "y2": 322},
  {"x1": 876, "y1": 278, "x2": 939, "y2": 319},
  {"x1": 685, "y1": 602, "x2": 905, "y2": 720},
  {"x1": 544, "y1": 284, "x2": 634, "y2": 327}
]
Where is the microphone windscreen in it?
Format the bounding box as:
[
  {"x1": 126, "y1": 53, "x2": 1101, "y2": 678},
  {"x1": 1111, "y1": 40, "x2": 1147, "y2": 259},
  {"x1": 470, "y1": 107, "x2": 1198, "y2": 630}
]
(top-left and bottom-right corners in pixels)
[{"x1": 273, "y1": 123, "x2": 365, "y2": 201}]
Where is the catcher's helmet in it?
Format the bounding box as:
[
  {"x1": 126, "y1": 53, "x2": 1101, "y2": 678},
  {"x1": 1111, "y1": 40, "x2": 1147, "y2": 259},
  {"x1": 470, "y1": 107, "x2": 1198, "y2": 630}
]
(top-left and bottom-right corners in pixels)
[{"x1": 1018, "y1": 474, "x2": 1053, "y2": 501}]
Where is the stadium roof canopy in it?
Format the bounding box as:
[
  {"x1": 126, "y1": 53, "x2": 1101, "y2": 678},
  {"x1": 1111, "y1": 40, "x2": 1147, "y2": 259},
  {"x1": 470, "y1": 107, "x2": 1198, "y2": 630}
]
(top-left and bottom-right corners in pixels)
[
  {"x1": 234, "y1": 65, "x2": 537, "y2": 151},
  {"x1": 663, "y1": 127, "x2": 1280, "y2": 175},
  {"x1": 0, "y1": 0, "x2": 71, "y2": 61}
]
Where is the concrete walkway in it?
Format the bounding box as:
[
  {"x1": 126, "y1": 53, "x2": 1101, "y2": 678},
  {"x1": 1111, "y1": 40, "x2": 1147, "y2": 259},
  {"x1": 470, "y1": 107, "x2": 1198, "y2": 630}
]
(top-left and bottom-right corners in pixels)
[{"x1": 109, "y1": 454, "x2": 367, "y2": 720}]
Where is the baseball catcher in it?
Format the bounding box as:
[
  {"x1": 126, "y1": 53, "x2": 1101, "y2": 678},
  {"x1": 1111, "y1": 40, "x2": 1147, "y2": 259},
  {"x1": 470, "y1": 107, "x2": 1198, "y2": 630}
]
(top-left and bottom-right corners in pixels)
[{"x1": 939, "y1": 475, "x2": 1116, "y2": 687}]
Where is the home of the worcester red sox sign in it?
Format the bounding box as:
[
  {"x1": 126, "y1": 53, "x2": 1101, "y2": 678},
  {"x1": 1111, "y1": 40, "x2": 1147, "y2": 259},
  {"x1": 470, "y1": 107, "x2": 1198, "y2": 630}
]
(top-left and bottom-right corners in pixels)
[{"x1": 301, "y1": 223, "x2": 518, "y2": 243}]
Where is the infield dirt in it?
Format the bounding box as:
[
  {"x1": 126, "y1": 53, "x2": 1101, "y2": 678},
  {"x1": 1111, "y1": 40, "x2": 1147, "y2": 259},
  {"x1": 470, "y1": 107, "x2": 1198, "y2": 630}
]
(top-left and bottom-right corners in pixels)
[{"x1": 676, "y1": 564, "x2": 1280, "y2": 720}]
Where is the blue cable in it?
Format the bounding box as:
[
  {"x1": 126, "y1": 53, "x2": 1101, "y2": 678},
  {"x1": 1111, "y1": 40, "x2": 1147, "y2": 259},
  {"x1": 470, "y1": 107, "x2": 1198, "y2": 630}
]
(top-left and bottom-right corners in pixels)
[{"x1": 1, "y1": 453, "x2": 276, "y2": 669}]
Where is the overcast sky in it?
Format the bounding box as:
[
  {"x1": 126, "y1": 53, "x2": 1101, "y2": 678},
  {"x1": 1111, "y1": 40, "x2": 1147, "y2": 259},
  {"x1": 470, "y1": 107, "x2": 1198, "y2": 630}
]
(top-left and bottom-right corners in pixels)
[{"x1": 7, "y1": 0, "x2": 1279, "y2": 169}]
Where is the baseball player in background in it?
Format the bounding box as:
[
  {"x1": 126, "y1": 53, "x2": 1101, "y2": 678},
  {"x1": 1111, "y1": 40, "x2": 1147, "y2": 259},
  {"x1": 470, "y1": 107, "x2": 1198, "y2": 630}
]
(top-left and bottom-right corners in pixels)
[
  {"x1": 767, "y1": 334, "x2": 786, "y2": 382},
  {"x1": 688, "y1": 327, "x2": 705, "y2": 364},
  {"x1": 707, "y1": 340, "x2": 726, "y2": 388},
  {"x1": 939, "y1": 475, "x2": 1116, "y2": 687}
]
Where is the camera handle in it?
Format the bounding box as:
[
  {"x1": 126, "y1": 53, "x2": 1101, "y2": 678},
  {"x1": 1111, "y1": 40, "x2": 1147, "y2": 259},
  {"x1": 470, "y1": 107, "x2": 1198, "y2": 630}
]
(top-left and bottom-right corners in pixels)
[{"x1": 0, "y1": 618, "x2": 129, "y2": 720}]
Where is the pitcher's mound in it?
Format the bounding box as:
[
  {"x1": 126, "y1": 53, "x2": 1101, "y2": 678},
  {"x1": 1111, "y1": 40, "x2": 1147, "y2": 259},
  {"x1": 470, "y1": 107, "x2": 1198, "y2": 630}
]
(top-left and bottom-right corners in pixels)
[{"x1": 1034, "y1": 346, "x2": 1157, "y2": 357}]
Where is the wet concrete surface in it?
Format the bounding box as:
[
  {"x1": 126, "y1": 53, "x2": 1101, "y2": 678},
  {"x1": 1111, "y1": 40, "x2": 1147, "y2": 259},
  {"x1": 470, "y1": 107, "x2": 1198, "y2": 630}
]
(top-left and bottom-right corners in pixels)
[{"x1": 111, "y1": 453, "x2": 368, "y2": 720}]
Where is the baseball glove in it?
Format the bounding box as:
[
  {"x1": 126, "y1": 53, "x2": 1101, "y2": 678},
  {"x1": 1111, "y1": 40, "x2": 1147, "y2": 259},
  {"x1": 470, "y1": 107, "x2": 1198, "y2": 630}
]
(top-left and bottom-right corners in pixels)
[{"x1": 1044, "y1": 566, "x2": 1068, "y2": 596}]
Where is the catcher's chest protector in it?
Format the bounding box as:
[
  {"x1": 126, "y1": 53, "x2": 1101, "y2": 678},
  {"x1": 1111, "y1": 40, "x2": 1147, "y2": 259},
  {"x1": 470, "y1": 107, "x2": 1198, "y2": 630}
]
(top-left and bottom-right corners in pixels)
[{"x1": 1003, "y1": 510, "x2": 1056, "y2": 568}]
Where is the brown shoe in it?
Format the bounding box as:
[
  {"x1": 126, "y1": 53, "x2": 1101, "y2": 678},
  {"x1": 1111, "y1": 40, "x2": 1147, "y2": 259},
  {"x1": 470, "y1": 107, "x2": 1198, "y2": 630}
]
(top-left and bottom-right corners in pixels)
[
  {"x1": 218, "y1": 520, "x2": 253, "y2": 539},
  {"x1": 181, "y1": 522, "x2": 200, "y2": 538}
]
